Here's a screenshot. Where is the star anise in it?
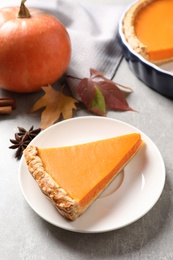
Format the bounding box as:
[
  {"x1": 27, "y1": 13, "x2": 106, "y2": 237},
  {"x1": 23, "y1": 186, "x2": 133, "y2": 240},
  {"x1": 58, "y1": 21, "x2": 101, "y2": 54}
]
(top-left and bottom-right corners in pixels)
[
  {"x1": 17, "y1": 126, "x2": 41, "y2": 140},
  {"x1": 9, "y1": 126, "x2": 41, "y2": 159}
]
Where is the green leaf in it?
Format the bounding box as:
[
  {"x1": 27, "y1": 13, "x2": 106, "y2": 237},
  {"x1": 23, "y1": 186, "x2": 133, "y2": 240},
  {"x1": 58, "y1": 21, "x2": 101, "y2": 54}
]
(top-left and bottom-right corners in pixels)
[{"x1": 89, "y1": 86, "x2": 106, "y2": 116}]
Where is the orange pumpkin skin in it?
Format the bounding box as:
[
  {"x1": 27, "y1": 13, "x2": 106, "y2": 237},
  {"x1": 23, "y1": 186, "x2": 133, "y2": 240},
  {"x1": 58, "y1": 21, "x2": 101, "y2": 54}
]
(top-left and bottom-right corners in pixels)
[{"x1": 0, "y1": 7, "x2": 71, "y2": 93}]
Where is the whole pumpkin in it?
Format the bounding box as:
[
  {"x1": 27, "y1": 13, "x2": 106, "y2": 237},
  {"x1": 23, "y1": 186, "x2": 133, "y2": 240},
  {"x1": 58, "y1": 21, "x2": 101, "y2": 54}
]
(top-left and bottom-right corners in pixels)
[{"x1": 0, "y1": 0, "x2": 71, "y2": 93}]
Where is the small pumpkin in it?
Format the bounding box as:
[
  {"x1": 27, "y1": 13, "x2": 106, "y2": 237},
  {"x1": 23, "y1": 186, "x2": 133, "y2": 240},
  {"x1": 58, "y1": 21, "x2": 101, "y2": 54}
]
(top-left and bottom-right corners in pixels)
[{"x1": 0, "y1": 0, "x2": 71, "y2": 93}]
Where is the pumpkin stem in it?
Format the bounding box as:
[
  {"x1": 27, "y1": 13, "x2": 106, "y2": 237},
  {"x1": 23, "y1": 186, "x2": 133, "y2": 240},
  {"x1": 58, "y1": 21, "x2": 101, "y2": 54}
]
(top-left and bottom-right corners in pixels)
[{"x1": 18, "y1": 0, "x2": 31, "y2": 18}]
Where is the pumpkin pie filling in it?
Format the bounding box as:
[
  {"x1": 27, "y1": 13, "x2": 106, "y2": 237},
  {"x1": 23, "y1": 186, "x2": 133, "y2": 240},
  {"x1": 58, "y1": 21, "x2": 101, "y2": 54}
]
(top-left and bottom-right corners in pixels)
[
  {"x1": 123, "y1": 0, "x2": 173, "y2": 63},
  {"x1": 24, "y1": 133, "x2": 143, "y2": 220}
]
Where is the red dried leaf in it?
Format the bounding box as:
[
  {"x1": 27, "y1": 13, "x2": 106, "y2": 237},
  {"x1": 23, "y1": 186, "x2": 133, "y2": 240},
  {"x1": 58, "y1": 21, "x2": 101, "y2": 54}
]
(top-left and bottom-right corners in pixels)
[
  {"x1": 76, "y1": 68, "x2": 134, "y2": 115},
  {"x1": 78, "y1": 78, "x2": 96, "y2": 105},
  {"x1": 96, "y1": 79, "x2": 133, "y2": 111},
  {"x1": 78, "y1": 77, "x2": 106, "y2": 116}
]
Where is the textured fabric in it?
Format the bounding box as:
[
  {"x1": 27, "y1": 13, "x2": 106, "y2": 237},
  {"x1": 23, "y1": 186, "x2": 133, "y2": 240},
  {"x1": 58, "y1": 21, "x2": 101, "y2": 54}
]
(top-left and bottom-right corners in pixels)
[
  {"x1": 55, "y1": 1, "x2": 126, "y2": 98},
  {"x1": 0, "y1": 0, "x2": 126, "y2": 98}
]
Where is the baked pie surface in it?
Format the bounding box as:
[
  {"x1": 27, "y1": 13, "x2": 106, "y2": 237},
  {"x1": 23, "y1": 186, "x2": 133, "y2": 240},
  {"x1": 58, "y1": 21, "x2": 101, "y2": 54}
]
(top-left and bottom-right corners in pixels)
[
  {"x1": 23, "y1": 133, "x2": 142, "y2": 221},
  {"x1": 123, "y1": 0, "x2": 173, "y2": 64}
]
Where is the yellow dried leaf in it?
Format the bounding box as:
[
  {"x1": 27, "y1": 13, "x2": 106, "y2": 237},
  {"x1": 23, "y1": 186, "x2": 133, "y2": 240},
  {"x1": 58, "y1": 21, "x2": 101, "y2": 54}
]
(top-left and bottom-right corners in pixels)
[{"x1": 30, "y1": 85, "x2": 78, "y2": 129}]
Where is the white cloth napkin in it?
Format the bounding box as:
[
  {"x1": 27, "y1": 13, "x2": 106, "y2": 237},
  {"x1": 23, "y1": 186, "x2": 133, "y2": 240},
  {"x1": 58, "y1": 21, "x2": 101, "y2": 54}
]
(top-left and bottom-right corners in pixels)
[
  {"x1": 0, "y1": 0, "x2": 127, "y2": 99},
  {"x1": 56, "y1": 0, "x2": 126, "y2": 98}
]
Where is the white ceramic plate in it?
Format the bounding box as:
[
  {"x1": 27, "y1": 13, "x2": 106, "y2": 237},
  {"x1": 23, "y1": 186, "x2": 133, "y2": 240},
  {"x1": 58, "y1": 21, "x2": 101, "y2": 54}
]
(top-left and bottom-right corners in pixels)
[{"x1": 19, "y1": 116, "x2": 165, "y2": 233}]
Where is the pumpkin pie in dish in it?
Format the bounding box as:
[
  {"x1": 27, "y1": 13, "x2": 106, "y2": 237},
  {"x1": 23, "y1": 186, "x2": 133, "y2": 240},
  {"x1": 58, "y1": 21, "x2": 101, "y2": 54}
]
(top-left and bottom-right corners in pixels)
[
  {"x1": 123, "y1": 0, "x2": 173, "y2": 64},
  {"x1": 23, "y1": 133, "x2": 143, "y2": 221}
]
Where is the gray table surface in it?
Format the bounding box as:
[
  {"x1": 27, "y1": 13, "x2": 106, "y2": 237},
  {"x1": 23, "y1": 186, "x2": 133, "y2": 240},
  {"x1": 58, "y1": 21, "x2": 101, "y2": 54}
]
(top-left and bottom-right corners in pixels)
[{"x1": 1, "y1": 1, "x2": 173, "y2": 260}]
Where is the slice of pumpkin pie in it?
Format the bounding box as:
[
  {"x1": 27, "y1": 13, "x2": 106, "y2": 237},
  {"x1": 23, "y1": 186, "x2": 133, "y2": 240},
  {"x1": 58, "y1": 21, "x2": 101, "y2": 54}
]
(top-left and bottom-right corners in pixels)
[{"x1": 23, "y1": 133, "x2": 143, "y2": 221}]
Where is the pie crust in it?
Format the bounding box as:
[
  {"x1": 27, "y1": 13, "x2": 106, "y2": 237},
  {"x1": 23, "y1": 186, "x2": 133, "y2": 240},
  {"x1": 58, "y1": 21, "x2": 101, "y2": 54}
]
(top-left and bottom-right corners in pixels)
[{"x1": 24, "y1": 145, "x2": 82, "y2": 221}]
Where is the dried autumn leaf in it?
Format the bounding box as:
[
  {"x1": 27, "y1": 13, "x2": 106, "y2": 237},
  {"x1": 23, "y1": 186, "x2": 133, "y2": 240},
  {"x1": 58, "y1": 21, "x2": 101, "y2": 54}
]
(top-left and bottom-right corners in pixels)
[
  {"x1": 76, "y1": 68, "x2": 134, "y2": 115},
  {"x1": 76, "y1": 77, "x2": 106, "y2": 115},
  {"x1": 95, "y1": 78, "x2": 132, "y2": 111},
  {"x1": 30, "y1": 85, "x2": 78, "y2": 129},
  {"x1": 90, "y1": 87, "x2": 106, "y2": 116}
]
